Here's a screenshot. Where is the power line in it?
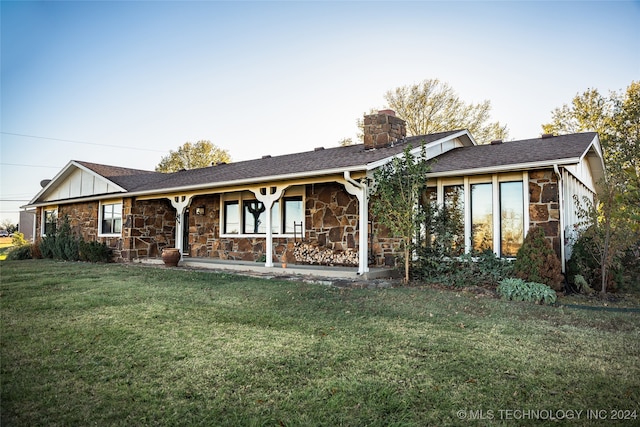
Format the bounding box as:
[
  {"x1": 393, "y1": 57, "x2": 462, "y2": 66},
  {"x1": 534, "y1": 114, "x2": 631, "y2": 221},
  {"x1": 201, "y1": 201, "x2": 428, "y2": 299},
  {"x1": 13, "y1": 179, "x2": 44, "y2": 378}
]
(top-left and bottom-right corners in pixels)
[
  {"x1": 1, "y1": 132, "x2": 167, "y2": 153},
  {"x1": 1, "y1": 162, "x2": 61, "y2": 169}
]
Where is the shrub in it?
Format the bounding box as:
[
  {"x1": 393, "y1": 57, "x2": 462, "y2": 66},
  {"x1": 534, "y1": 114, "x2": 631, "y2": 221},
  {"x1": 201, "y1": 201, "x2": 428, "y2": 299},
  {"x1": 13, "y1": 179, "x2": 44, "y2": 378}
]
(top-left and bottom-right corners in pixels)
[
  {"x1": 79, "y1": 241, "x2": 112, "y2": 263},
  {"x1": 39, "y1": 216, "x2": 80, "y2": 261},
  {"x1": 567, "y1": 231, "x2": 617, "y2": 292},
  {"x1": 11, "y1": 232, "x2": 28, "y2": 247},
  {"x1": 6, "y1": 245, "x2": 32, "y2": 260},
  {"x1": 497, "y1": 278, "x2": 557, "y2": 305},
  {"x1": 414, "y1": 248, "x2": 514, "y2": 287},
  {"x1": 513, "y1": 226, "x2": 563, "y2": 291}
]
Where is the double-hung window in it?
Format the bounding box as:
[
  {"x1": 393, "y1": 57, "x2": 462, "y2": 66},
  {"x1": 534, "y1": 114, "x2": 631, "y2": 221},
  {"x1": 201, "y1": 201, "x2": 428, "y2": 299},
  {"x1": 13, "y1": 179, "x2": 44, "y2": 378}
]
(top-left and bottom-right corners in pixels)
[
  {"x1": 100, "y1": 202, "x2": 122, "y2": 235},
  {"x1": 43, "y1": 208, "x2": 57, "y2": 236}
]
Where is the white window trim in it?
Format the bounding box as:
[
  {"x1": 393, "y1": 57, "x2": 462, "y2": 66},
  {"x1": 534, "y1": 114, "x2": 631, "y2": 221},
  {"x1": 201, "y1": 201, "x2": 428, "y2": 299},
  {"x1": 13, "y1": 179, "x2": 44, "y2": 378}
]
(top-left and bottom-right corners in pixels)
[
  {"x1": 220, "y1": 187, "x2": 305, "y2": 238},
  {"x1": 98, "y1": 200, "x2": 123, "y2": 237},
  {"x1": 41, "y1": 206, "x2": 58, "y2": 237},
  {"x1": 434, "y1": 173, "x2": 526, "y2": 258}
]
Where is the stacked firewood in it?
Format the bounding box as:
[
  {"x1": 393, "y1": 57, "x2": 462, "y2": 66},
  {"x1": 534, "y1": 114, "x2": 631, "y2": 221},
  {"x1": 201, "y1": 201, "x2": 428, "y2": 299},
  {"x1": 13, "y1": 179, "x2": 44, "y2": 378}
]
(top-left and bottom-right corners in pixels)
[{"x1": 293, "y1": 242, "x2": 358, "y2": 266}]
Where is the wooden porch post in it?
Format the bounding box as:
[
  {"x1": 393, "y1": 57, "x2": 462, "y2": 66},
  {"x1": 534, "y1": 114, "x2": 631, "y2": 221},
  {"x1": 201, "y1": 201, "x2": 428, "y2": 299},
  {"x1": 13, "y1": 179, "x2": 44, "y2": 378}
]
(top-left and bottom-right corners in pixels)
[{"x1": 251, "y1": 186, "x2": 286, "y2": 268}]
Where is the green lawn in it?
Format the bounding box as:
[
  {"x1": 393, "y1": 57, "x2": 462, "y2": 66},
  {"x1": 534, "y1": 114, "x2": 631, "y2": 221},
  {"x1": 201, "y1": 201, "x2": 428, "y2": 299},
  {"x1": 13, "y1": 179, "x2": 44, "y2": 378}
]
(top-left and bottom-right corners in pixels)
[{"x1": 1, "y1": 260, "x2": 639, "y2": 426}]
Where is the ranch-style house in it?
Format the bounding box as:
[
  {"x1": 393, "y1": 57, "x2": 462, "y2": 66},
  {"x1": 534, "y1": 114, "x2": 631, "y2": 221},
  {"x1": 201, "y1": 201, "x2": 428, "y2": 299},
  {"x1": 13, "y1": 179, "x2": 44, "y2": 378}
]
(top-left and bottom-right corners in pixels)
[{"x1": 24, "y1": 110, "x2": 605, "y2": 277}]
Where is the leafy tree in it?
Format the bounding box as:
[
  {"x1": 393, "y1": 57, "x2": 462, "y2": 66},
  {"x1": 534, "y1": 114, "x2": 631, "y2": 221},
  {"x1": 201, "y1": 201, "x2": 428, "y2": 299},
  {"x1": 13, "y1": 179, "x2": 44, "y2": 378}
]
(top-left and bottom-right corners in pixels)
[
  {"x1": 156, "y1": 140, "x2": 231, "y2": 173},
  {"x1": 543, "y1": 82, "x2": 640, "y2": 291},
  {"x1": 573, "y1": 178, "x2": 636, "y2": 294},
  {"x1": 1, "y1": 219, "x2": 18, "y2": 234},
  {"x1": 542, "y1": 82, "x2": 639, "y2": 218},
  {"x1": 383, "y1": 79, "x2": 509, "y2": 144},
  {"x1": 371, "y1": 143, "x2": 430, "y2": 283}
]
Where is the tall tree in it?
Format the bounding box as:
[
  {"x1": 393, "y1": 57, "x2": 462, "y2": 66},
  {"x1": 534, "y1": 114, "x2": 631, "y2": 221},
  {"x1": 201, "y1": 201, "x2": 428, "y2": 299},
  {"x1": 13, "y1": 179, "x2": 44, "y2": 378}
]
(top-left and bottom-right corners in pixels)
[
  {"x1": 156, "y1": 140, "x2": 231, "y2": 173},
  {"x1": 383, "y1": 79, "x2": 509, "y2": 144},
  {"x1": 370, "y1": 143, "x2": 430, "y2": 283},
  {"x1": 544, "y1": 82, "x2": 640, "y2": 291},
  {"x1": 542, "y1": 82, "x2": 640, "y2": 226}
]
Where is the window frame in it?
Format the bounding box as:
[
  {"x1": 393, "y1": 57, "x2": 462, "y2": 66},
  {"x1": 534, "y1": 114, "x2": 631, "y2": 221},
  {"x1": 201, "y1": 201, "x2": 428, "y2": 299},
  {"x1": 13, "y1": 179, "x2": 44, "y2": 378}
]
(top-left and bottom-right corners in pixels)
[
  {"x1": 98, "y1": 200, "x2": 123, "y2": 237},
  {"x1": 41, "y1": 207, "x2": 58, "y2": 237},
  {"x1": 220, "y1": 188, "x2": 304, "y2": 237}
]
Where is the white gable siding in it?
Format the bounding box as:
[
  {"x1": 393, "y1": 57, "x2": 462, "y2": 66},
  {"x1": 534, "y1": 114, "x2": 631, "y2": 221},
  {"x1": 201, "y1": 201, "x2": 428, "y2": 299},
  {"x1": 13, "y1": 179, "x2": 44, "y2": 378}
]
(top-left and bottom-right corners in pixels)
[{"x1": 42, "y1": 168, "x2": 120, "y2": 202}]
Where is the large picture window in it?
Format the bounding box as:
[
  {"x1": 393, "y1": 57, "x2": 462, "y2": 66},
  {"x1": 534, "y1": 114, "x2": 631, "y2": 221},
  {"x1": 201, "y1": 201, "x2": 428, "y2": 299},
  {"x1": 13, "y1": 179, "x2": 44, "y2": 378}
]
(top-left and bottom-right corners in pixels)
[
  {"x1": 243, "y1": 200, "x2": 280, "y2": 234},
  {"x1": 471, "y1": 183, "x2": 493, "y2": 252},
  {"x1": 222, "y1": 191, "x2": 304, "y2": 236},
  {"x1": 500, "y1": 181, "x2": 524, "y2": 257},
  {"x1": 101, "y1": 202, "x2": 122, "y2": 235}
]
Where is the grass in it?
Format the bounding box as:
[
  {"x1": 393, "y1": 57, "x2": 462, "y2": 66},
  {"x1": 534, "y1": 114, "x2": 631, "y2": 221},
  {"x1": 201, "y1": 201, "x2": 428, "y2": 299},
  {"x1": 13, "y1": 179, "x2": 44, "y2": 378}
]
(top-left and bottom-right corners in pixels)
[
  {"x1": 1, "y1": 260, "x2": 639, "y2": 426},
  {"x1": 0, "y1": 237, "x2": 13, "y2": 261}
]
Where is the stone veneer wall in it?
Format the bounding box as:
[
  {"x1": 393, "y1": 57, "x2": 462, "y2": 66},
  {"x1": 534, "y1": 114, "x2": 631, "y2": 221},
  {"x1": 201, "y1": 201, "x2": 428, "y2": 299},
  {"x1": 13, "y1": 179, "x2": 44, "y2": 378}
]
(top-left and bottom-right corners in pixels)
[
  {"x1": 528, "y1": 169, "x2": 561, "y2": 257},
  {"x1": 185, "y1": 183, "x2": 401, "y2": 266},
  {"x1": 59, "y1": 202, "x2": 124, "y2": 261},
  {"x1": 188, "y1": 194, "x2": 293, "y2": 263},
  {"x1": 121, "y1": 198, "x2": 175, "y2": 261}
]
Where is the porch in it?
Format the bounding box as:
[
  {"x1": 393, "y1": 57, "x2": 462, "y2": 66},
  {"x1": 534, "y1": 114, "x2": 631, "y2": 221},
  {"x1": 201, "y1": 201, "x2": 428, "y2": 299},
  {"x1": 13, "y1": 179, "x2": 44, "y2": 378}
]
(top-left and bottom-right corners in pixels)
[{"x1": 134, "y1": 256, "x2": 398, "y2": 281}]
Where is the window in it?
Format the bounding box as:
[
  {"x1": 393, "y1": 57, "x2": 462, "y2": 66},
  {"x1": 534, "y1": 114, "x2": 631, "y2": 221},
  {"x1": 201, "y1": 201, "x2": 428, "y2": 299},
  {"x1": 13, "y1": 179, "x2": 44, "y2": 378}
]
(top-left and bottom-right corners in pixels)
[
  {"x1": 471, "y1": 183, "x2": 493, "y2": 252},
  {"x1": 224, "y1": 201, "x2": 240, "y2": 234},
  {"x1": 443, "y1": 185, "x2": 465, "y2": 256},
  {"x1": 243, "y1": 200, "x2": 280, "y2": 234},
  {"x1": 43, "y1": 209, "x2": 57, "y2": 236},
  {"x1": 283, "y1": 197, "x2": 303, "y2": 233},
  {"x1": 222, "y1": 190, "x2": 304, "y2": 236},
  {"x1": 500, "y1": 181, "x2": 524, "y2": 257},
  {"x1": 101, "y1": 203, "x2": 122, "y2": 235}
]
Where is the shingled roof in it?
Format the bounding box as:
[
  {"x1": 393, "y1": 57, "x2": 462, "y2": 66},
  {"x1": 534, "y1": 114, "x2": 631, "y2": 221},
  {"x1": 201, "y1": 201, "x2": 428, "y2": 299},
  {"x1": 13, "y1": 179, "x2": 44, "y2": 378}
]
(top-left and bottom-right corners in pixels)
[
  {"x1": 81, "y1": 131, "x2": 464, "y2": 193},
  {"x1": 428, "y1": 132, "x2": 600, "y2": 175},
  {"x1": 28, "y1": 130, "x2": 602, "y2": 206}
]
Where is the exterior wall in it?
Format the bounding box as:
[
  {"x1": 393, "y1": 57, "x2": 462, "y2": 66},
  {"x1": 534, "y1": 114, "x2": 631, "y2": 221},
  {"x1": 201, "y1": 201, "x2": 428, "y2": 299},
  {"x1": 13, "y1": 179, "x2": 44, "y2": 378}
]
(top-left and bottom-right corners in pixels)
[
  {"x1": 528, "y1": 169, "x2": 561, "y2": 257},
  {"x1": 121, "y1": 198, "x2": 175, "y2": 261},
  {"x1": 184, "y1": 183, "x2": 402, "y2": 266}
]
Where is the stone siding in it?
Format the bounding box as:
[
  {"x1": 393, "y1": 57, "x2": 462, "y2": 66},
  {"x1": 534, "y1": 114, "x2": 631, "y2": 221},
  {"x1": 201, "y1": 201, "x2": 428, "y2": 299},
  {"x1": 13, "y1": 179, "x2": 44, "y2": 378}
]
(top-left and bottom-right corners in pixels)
[
  {"x1": 528, "y1": 169, "x2": 561, "y2": 256},
  {"x1": 121, "y1": 198, "x2": 175, "y2": 261}
]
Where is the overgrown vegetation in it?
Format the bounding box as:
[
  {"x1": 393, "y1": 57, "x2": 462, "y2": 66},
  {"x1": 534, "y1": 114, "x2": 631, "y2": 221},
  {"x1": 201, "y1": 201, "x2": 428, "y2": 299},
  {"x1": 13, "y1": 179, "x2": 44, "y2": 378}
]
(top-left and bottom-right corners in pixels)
[
  {"x1": 1, "y1": 260, "x2": 638, "y2": 426},
  {"x1": 497, "y1": 278, "x2": 557, "y2": 305}
]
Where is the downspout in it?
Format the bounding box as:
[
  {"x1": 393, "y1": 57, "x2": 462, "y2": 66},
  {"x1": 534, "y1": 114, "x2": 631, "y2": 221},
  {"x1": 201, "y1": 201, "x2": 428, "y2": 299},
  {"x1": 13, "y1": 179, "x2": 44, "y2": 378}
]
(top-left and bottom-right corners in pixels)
[
  {"x1": 553, "y1": 164, "x2": 566, "y2": 273},
  {"x1": 343, "y1": 171, "x2": 369, "y2": 276}
]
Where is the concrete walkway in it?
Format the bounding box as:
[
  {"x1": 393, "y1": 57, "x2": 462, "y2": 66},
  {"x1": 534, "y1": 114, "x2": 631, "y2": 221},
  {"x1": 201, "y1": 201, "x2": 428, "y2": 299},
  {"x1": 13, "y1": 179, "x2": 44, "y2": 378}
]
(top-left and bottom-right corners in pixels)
[{"x1": 135, "y1": 256, "x2": 399, "y2": 285}]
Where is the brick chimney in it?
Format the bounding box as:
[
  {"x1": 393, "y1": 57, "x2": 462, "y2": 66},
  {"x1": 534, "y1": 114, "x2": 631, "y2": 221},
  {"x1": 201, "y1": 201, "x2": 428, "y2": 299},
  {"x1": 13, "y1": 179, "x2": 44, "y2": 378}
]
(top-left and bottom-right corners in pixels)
[{"x1": 363, "y1": 110, "x2": 407, "y2": 150}]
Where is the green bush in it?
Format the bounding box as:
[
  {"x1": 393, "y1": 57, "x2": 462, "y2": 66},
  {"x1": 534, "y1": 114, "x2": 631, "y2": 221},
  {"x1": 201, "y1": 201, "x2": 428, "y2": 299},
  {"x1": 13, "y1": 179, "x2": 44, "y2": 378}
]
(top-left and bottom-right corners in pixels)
[
  {"x1": 79, "y1": 241, "x2": 112, "y2": 263},
  {"x1": 513, "y1": 226, "x2": 563, "y2": 291},
  {"x1": 6, "y1": 245, "x2": 32, "y2": 260},
  {"x1": 497, "y1": 278, "x2": 557, "y2": 305},
  {"x1": 414, "y1": 248, "x2": 514, "y2": 287},
  {"x1": 39, "y1": 216, "x2": 112, "y2": 263}
]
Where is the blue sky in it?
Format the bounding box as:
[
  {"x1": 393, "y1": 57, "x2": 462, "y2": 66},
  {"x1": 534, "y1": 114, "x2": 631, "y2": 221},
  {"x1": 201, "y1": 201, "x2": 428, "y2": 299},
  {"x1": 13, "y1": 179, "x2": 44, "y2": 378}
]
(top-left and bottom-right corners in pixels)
[{"x1": 1, "y1": 1, "x2": 639, "y2": 225}]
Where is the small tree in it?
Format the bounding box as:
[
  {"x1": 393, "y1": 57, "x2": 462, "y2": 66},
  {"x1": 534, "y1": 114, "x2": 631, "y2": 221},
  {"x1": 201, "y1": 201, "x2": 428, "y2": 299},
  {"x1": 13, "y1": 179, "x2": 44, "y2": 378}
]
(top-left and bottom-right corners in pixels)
[
  {"x1": 573, "y1": 177, "x2": 636, "y2": 294},
  {"x1": 513, "y1": 226, "x2": 564, "y2": 291},
  {"x1": 371, "y1": 143, "x2": 430, "y2": 283}
]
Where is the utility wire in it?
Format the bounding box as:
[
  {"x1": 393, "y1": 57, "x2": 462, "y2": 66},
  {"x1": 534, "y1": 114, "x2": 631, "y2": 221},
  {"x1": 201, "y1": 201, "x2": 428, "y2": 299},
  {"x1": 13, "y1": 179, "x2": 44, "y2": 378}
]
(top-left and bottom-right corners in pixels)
[
  {"x1": 1, "y1": 132, "x2": 167, "y2": 153},
  {"x1": 1, "y1": 162, "x2": 62, "y2": 169}
]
